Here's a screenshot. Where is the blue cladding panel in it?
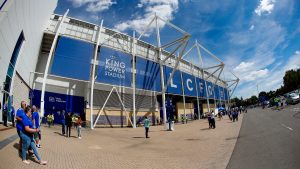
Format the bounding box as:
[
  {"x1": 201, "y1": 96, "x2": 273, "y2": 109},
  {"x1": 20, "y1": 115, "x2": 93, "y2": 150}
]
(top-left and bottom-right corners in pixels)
[
  {"x1": 196, "y1": 78, "x2": 207, "y2": 98},
  {"x1": 219, "y1": 86, "x2": 225, "y2": 100},
  {"x1": 32, "y1": 90, "x2": 84, "y2": 124},
  {"x1": 182, "y1": 72, "x2": 197, "y2": 97},
  {"x1": 206, "y1": 81, "x2": 215, "y2": 99},
  {"x1": 135, "y1": 57, "x2": 161, "y2": 91},
  {"x1": 163, "y1": 66, "x2": 182, "y2": 95},
  {"x1": 214, "y1": 85, "x2": 220, "y2": 100},
  {"x1": 97, "y1": 47, "x2": 132, "y2": 87},
  {"x1": 51, "y1": 37, "x2": 93, "y2": 80},
  {"x1": 224, "y1": 88, "x2": 229, "y2": 101}
]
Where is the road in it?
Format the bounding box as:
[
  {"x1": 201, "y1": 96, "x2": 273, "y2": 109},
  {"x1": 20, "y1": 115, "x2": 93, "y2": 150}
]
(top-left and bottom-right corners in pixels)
[{"x1": 227, "y1": 104, "x2": 300, "y2": 169}]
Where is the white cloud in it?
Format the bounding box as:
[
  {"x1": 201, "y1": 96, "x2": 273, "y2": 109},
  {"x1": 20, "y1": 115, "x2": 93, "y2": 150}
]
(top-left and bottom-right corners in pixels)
[
  {"x1": 243, "y1": 69, "x2": 269, "y2": 81},
  {"x1": 295, "y1": 50, "x2": 300, "y2": 55},
  {"x1": 255, "y1": 0, "x2": 276, "y2": 16},
  {"x1": 114, "y1": 0, "x2": 178, "y2": 34},
  {"x1": 249, "y1": 25, "x2": 255, "y2": 30},
  {"x1": 234, "y1": 62, "x2": 254, "y2": 72},
  {"x1": 68, "y1": 0, "x2": 116, "y2": 13}
]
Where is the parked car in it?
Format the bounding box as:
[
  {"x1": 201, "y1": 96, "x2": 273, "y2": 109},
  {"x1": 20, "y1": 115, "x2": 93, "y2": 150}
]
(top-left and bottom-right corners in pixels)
[{"x1": 286, "y1": 93, "x2": 300, "y2": 105}]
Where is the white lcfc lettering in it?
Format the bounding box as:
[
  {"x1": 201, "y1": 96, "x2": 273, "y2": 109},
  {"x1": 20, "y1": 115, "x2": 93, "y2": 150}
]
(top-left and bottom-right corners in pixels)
[{"x1": 187, "y1": 79, "x2": 193, "y2": 91}]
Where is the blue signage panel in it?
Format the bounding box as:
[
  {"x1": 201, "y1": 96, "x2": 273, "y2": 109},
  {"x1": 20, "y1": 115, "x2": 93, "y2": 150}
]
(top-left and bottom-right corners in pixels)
[
  {"x1": 219, "y1": 86, "x2": 225, "y2": 100},
  {"x1": 51, "y1": 36, "x2": 93, "y2": 80},
  {"x1": 32, "y1": 90, "x2": 84, "y2": 124},
  {"x1": 195, "y1": 78, "x2": 207, "y2": 98},
  {"x1": 135, "y1": 57, "x2": 161, "y2": 91},
  {"x1": 224, "y1": 88, "x2": 229, "y2": 101},
  {"x1": 206, "y1": 81, "x2": 215, "y2": 99},
  {"x1": 163, "y1": 66, "x2": 182, "y2": 95},
  {"x1": 182, "y1": 72, "x2": 197, "y2": 97},
  {"x1": 214, "y1": 85, "x2": 220, "y2": 100},
  {"x1": 97, "y1": 47, "x2": 132, "y2": 87}
]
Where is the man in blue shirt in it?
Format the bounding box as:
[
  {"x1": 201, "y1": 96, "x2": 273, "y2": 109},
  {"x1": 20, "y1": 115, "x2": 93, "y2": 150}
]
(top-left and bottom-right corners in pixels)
[
  {"x1": 32, "y1": 106, "x2": 41, "y2": 148},
  {"x1": 16, "y1": 101, "x2": 27, "y2": 151}
]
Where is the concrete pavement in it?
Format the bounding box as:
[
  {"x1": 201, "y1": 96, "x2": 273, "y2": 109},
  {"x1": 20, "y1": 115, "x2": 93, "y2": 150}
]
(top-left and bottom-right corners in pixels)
[{"x1": 0, "y1": 114, "x2": 243, "y2": 169}]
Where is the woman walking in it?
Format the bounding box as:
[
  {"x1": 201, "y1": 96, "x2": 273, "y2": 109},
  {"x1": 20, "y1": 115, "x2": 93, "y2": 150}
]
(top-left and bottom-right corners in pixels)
[{"x1": 21, "y1": 106, "x2": 47, "y2": 165}]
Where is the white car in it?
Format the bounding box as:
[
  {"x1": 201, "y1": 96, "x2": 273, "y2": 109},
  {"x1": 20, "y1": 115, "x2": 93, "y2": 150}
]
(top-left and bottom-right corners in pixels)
[{"x1": 286, "y1": 93, "x2": 300, "y2": 105}]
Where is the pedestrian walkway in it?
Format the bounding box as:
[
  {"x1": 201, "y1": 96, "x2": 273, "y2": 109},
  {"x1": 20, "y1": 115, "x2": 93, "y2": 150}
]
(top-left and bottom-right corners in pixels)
[{"x1": 0, "y1": 115, "x2": 243, "y2": 169}]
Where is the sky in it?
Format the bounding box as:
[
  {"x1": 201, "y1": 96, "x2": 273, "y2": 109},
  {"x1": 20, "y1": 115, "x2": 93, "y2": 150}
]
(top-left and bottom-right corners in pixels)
[{"x1": 55, "y1": 0, "x2": 300, "y2": 99}]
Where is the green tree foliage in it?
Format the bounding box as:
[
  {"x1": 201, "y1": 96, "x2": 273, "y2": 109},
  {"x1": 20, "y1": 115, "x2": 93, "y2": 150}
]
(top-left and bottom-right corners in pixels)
[{"x1": 235, "y1": 68, "x2": 300, "y2": 107}]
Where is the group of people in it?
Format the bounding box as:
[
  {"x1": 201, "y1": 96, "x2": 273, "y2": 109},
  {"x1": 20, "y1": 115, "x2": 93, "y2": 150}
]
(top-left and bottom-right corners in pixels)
[
  {"x1": 228, "y1": 106, "x2": 246, "y2": 122},
  {"x1": 60, "y1": 111, "x2": 83, "y2": 139},
  {"x1": 207, "y1": 111, "x2": 216, "y2": 129},
  {"x1": 15, "y1": 101, "x2": 46, "y2": 165}
]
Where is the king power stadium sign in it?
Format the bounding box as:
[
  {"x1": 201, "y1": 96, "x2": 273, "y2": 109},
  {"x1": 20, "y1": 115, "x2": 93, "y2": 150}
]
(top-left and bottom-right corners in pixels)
[{"x1": 104, "y1": 55, "x2": 126, "y2": 79}]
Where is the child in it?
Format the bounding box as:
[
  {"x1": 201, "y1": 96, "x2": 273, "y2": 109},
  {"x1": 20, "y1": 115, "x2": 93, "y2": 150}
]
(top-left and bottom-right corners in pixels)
[{"x1": 76, "y1": 117, "x2": 83, "y2": 139}]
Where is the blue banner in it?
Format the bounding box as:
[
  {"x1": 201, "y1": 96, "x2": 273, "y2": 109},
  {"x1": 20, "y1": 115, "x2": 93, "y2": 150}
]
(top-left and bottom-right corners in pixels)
[
  {"x1": 196, "y1": 78, "x2": 207, "y2": 98},
  {"x1": 163, "y1": 66, "x2": 182, "y2": 95},
  {"x1": 51, "y1": 37, "x2": 93, "y2": 80},
  {"x1": 214, "y1": 85, "x2": 220, "y2": 100},
  {"x1": 135, "y1": 57, "x2": 161, "y2": 91},
  {"x1": 97, "y1": 47, "x2": 132, "y2": 87},
  {"x1": 224, "y1": 88, "x2": 229, "y2": 101},
  {"x1": 219, "y1": 86, "x2": 225, "y2": 100},
  {"x1": 182, "y1": 72, "x2": 197, "y2": 97},
  {"x1": 206, "y1": 81, "x2": 215, "y2": 99}
]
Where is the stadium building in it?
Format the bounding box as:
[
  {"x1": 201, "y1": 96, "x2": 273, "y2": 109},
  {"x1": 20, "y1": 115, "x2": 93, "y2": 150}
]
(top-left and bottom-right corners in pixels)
[{"x1": 0, "y1": 0, "x2": 238, "y2": 128}]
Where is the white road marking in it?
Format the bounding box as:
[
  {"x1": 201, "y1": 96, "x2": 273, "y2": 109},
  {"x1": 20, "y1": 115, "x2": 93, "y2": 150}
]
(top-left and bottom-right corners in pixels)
[{"x1": 281, "y1": 123, "x2": 293, "y2": 131}]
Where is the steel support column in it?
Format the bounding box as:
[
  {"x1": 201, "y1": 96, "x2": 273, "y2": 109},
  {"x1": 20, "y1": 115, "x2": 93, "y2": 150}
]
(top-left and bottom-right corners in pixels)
[
  {"x1": 89, "y1": 20, "x2": 103, "y2": 129},
  {"x1": 180, "y1": 72, "x2": 186, "y2": 123},
  {"x1": 132, "y1": 31, "x2": 137, "y2": 128},
  {"x1": 40, "y1": 9, "x2": 69, "y2": 117}
]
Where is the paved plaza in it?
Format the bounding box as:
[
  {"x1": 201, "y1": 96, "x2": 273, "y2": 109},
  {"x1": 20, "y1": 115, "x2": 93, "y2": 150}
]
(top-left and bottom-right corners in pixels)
[{"x1": 0, "y1": 115, "x2": 243, "y2": 169}]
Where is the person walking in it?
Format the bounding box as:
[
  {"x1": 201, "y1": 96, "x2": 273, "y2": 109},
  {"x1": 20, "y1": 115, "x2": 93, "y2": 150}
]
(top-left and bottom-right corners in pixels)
[
  {"x1": 32, "y1": 106, "x2": 41, "y2": 148},
  {"x1": 76, "y1": 116, "x2": 83, "y2": 139},
  {"x1": 3, "y1": 101, "x2": 8, "y2": 127},
  {"x1": 144, "y1": 116, "x2": 150, "y2": 138},
  {"x1": 66, "y1": 112, "x2": 72, "y2": 137},
  {"x1": 61, "y1": 110, "x2": 66, "y2": 135},
  {"x1": 211, "y1": 112, "x2": 216, "y2": 129},
  {"x1": 207, "y1": 113, "x2": 212, "y2": 128},
  {"x1": 47, "y1": 114, "x2": 51, "y2": 128},
  {"x1": 21, "y1": 106, "x2": 46, "y2": 165}
]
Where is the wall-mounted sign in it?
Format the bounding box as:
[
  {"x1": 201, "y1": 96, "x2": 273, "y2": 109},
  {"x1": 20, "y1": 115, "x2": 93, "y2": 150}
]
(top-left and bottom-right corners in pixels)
[
  {"x1": 182, "y1": 72, "x2": 197, "y2": 97},
  {"x1": 97, "y1": 47, "x2": 132, "y2": 87},
  {"x1": 163, "y1": 66, "x2": 182, "y2": 95}
]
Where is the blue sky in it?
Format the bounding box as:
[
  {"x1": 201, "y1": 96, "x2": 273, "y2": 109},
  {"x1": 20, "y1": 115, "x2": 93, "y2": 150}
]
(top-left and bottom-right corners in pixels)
[{"x1": 55, "y1": 0, "x2": 300, "y2": 99}]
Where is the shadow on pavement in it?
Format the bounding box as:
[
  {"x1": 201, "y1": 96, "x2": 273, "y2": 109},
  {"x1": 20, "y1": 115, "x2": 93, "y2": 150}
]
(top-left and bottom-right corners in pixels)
[
  {"x1": 132, "y1": 137, "x2": 145, "y2": 139},
  {"x1": 200, "y1": 128, "x2": 211, "y2": 131}
]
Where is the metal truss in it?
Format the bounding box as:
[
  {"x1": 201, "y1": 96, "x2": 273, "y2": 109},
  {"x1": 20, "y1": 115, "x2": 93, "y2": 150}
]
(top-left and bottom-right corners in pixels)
[
  {"x1": 183, "y1": 40, "x2": 225, "y2": 114},
  {"x1": 225, "y1": 71, "x2": 240, "y2": 102},
  {"x1": 137, "y1": 14, "x2": 190, "y2": 126},
  {"x1": 93, "y1": 86, "x2": 133, "y2": 128}
]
